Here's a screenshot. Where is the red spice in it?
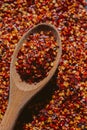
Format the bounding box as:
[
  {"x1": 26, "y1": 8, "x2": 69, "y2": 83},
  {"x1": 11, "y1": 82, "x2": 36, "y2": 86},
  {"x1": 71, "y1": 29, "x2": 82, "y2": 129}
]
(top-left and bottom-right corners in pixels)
[
  {"x1": 16, "y1": 31, "x2": 58, "y2": 83},
  {"x1": 26, "y1": 0, "x2": 34, "y2": 6},
  {"x1": 0, "y1": 0, "x2": 87, "y2": 130}
]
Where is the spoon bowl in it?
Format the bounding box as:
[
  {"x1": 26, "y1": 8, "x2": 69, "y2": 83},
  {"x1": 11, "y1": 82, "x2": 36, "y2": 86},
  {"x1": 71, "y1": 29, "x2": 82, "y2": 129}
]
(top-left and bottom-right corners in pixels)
[{"x1": 0, "y1": 23, "x2": 62, "y2": 130}]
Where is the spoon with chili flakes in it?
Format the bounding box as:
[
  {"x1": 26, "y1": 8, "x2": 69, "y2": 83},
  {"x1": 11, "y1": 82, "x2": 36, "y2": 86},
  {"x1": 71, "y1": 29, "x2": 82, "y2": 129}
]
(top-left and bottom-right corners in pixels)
[{"x1": 0, "y1": 23, "x2": 62, "y2": 130}]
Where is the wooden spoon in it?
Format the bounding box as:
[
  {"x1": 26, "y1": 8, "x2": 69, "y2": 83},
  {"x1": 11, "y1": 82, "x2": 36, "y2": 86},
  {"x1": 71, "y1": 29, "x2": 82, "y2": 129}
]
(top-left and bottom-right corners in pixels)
[{"x1": 0, "y1": 23, "x2": 62, "y2": 130}]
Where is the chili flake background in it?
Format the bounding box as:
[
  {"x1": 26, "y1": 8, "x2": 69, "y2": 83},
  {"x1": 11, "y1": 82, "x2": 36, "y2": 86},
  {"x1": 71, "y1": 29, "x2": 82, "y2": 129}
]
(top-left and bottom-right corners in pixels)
[{"x1": 0, "y1": 0, "x2": 87, "y2": 130}]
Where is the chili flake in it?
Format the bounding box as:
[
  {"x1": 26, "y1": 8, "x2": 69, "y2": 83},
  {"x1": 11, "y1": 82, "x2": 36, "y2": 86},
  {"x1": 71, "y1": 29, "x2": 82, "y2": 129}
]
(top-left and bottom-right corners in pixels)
[
  {"x1": 16, "y1": 31, "x2": 58, "y2": 84},
  {"x1": 0, "y1": 0, "x2": 87, "y2": 130}
]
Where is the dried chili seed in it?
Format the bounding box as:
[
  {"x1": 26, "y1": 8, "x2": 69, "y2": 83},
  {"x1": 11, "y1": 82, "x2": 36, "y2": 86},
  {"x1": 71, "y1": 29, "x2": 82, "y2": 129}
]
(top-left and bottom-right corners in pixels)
[
  {"x1": 0, "y1": 0, "x2": 87, "y2": 130},
  {"x1": 16, "y1": 31, "x2": 58, "y2": 84}
]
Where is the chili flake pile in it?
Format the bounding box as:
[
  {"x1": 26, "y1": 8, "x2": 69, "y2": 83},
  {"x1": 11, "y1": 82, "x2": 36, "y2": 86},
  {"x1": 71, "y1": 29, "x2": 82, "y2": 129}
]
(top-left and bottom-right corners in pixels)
[
  {"x1": 16, "y1": 31, "x2": 58, "y2": 84},
  {"x1": 0, "y1": 0, "x2": 87, "y2": 130}
]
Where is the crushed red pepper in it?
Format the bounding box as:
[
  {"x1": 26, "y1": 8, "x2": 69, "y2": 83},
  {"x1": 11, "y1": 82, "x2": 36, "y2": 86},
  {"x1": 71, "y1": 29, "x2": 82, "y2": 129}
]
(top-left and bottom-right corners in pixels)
[
  {"x1": 16, "y1": 31, "x2": 58, "y2": 84},
  {"x1": 0, "y1": 0, "x2": 87, "y2": 130}
]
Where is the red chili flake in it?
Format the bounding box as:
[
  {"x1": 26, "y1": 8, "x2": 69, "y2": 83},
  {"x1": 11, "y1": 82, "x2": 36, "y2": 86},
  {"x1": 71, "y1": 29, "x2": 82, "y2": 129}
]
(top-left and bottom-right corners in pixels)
[
  {"x1": 0, "y1": 0, "x2": 87, "y2": 130},
  {"x1": 26, "y1": 0, "x2": 34, "y2": 5},
  {"x1": 16, "y1": 31, "x2": 58, "y2": 84}
]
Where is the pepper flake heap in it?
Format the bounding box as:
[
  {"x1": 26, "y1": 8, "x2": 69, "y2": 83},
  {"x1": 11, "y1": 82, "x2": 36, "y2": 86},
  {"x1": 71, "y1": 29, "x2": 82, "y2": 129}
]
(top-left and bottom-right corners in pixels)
[
  {"x1": 0, "y1": 0, "x2": 87, "y2": 130},
  {"x1": 16, "y1": 31, "x2": 59, "y2": 84}
]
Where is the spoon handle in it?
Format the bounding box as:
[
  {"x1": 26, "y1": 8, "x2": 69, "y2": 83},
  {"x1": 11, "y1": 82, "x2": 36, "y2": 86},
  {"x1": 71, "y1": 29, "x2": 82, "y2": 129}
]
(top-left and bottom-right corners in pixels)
[
  {"x1": 0, "y1": 83, "x2": 45, "y2": 130},
  {"x1": 0, "y1": 104, "x2": 20, "y2": 130}
]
